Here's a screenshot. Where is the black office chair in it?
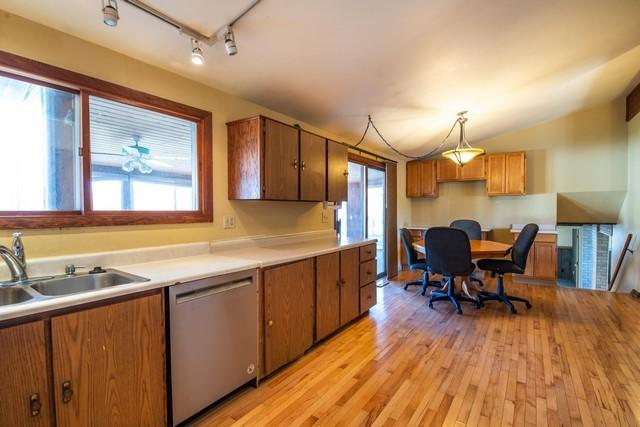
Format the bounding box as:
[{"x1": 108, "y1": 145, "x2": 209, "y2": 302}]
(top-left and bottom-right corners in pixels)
[
  {"x1": 425, "y1": 227, "x2": 480, "y2": 314},
  {"x1": 400, "y1": 228, "x2": 441, "y2": 292},
  {"x1": 476, "y1": 223, "x2": 538, "y2": 314},
  {"x1": 450, "y1": 219, "x2": 484, "y2": 288}
]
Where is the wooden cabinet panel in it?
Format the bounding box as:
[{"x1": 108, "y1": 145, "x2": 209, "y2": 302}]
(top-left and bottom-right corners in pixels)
[
  {"x1": 436, "y1": 159, "x2": 459, "y2": 182},
  {"x1": 51, "y1": 294, "x2": 166, "y2": 427},
  {"x1": 486, "y1": 153, "x2": 506, "y2": 195},
  {"x1": 339, "y1": 248, "x2": 360, "y2": 326},
  {"x1": 0, "y1": 321, "x2": 51, "y2": 427},
  {"x1": 327, "y1": 140, "x2": 348, "y2": 202},
  {"x1": 300, "y1": 131, "x2": 326, "y2": 201},
  {"x1": 534, "y1": 242, "x2": 557, "y2": 279},
  {"x1": 359, "y1": 243, "x2": 376, "y2": 262},
  {"x1": 227, "y1": 116, "x2": 262, "y2": 199},
  {"x1": 264, "y1": 118, "x2": 299, "y2": 200},
  {"x1": 524, "y1": 244, "x2": 535, "y2": 277},
  {"x1": 505, "y1": 152, "x2": 526, "y2": 195},
  {"x1": 359, "y1": 259, "x2": 377, "y2": 286},
  {"x1": 420, "y1": 160, "x2": 438, "y2": 197},
  {"x1": 316, "y1": 252, "x2": 341, "y2": 341},
  {"x1": 264, "y1": 259, "x2": 314, "y2": 374},
  {"x1": 360, "y1": 283, "x2": 377, "y2": 314},
  {"x1": 459, "y1": 156, "x2": 486, "y2": 181},
  {"x1": 406, "y1": 161, "x2": 421, "y2": 197}
]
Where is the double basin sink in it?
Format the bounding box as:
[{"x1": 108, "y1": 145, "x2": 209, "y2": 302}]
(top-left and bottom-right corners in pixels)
[{"x1": 0, "y1": 269, "x2": 149, "y2": 307}]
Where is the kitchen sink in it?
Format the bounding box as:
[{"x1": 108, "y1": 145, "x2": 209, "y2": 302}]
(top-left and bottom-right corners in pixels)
[
  {"x1": 30, "y1": 270, "x2": 149, "y2": 296},
  {"x1": 0, "y1": 287, "x2": 33, "y2": 306}
]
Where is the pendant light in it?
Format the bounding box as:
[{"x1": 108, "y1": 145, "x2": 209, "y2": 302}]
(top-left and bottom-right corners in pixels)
[{"x1": 441, "y1": 111, "x2": 485, "y2": 166}]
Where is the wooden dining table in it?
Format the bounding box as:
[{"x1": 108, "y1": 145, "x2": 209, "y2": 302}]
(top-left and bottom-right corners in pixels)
[{"x1": 413, "y1": 239, "x2": 512, "y2": 259}]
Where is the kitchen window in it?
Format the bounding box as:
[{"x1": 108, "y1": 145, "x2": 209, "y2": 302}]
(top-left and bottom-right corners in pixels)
[{"x1": 0, "y1": 51, "x2": 212, "y2": 228}]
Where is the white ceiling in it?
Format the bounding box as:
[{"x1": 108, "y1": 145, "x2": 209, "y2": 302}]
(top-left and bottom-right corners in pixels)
[{"x1": 3, "y1": 0, "x2": 640, "y2": 157}]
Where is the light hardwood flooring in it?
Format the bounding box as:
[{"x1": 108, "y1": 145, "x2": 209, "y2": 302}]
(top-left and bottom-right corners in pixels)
[{"x1": 191, "y1": 271, "x2": 640, "y2": 427}]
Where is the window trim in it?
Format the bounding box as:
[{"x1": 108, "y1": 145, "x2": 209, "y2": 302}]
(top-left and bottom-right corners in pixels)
[{"x1": 0, "y1": 50, "x2": 213, "y2": 229}]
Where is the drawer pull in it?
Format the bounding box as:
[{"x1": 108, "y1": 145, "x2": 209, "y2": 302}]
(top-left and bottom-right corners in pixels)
[
  {"x1": 268, "y1": 320, "x2": 274, "y2": 326},
  {"x1": 30, "y1": 393, "x2": 41, "y2": 416},
  {"x1": 336, "y1": 280, "x2": 341, "y2": 287},
  {"x1": 292, "y1": 159, "x2": 299, "y2": 169},
  {"x1": 62, "y1": 381, "x2": 73, "y2": 404},
  {"x1": 301, "y1": 161, "x2": 306, "y2": 171}
]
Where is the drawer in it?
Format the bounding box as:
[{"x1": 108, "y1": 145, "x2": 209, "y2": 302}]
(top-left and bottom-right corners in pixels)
[
  {"x1": 359, "y1": 244, "x2": 376, "y2": 262},
  {"x1": 360, "y1": 282, "x2": 377, "y2": 314},
  {"x1": 359, "y1": 259, "x2": 377, "y2": 286}
]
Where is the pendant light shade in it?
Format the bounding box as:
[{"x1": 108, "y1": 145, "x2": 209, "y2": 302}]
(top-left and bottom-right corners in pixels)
[{"x1": 441, "y1": 111, "x2": 485, "y2": 166}]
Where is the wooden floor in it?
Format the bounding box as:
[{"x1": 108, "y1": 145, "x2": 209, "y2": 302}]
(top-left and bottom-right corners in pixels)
[{"x1": 191, "y1": 272, "x2": 640, "y2": 427}]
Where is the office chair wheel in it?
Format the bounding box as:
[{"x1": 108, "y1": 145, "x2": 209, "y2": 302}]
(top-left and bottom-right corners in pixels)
[
  {"x1": 526, "y1": 302, "x2": 532, "y2": 309},
  {"x1": 510, "y1": 306, "x2": 518, "y2": 314},
  {"x1": 403, "y1": 283, "x2": 409, "y2": 290},
  {"x1": 428, "y1": 302, "x2": 434, "y2": 309},
  {"x1": 456, "y1": 308, "x2": 463, "y2": 315}
]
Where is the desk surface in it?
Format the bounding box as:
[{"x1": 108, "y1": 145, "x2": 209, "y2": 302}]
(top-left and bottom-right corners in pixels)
[{"x1": 413, "y1": 240, "x2": 512, "y2": 258}]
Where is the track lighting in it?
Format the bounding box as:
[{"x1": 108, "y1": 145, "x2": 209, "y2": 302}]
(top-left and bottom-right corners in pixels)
[
  {"x1": 224, "y1": 26, "x2": 238, "y2": 56},
  {"x1": 191, "y1": 39, "x2": 204, "y2": 65},
  {"x1": 102, "y1": 0, "x2": 119, "y2": 27}
]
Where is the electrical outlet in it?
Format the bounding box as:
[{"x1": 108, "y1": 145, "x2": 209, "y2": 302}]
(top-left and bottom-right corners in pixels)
[
  {"x1": 321, "y1": 210, "x2": 329, "y2": 223},
  {"x1": 223, "y1": 215, "x2": 236, "y2": 229}
]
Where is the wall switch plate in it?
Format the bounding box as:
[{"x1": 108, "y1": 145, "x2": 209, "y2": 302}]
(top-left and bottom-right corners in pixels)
[
  {"x1": 321, "y1": 210, "x2": 329, "y2": 223},
  {"x1": 223, "y1": 215, "x2": 236, "y2": 229}
]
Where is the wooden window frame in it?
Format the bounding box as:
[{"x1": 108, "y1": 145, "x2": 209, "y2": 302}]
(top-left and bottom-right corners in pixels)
[{"x1": 0, "y1": 51, "x2": 213, "y2": 229}]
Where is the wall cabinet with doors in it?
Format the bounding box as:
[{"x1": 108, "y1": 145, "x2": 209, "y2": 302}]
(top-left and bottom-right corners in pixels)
[
  {"x1": 512, "y1": 232, "x2": 557, "y2": 282},
  {"x1": 227, "y1": 115, "x2": 349, "y2": 202},
  {"x1": 406, "y1": 151, "x2": 525, "y2": 198},
  {"x1": 0, "y1": 292, "x2": 166, "y2": 427}
]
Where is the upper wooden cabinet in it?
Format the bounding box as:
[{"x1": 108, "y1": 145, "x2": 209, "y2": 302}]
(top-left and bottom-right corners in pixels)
[
  {"x1": 300, "y1": 131, "x2": 327, "y2": 201},
  {"x1": 406, "y1": 160, "x2": 437, "y2": 198},
  {"x1": 227, "y1": 116, "x2": 335, "y2": 202},
  {"x1": 0, "y1": 321, "x2": 51, "y2": 427},
  {"x1": 327, "y1": 140, "x2": 349, "y2": 202},
  {"x1": 458, "y1": 157, "x2": 486, "y2": 181},
  {"x1": 486, "y1": 152, "x2": 526, "y2": 196},
  {"x1": 436, "y1": 159, "x2": 459, "y2": 182}
]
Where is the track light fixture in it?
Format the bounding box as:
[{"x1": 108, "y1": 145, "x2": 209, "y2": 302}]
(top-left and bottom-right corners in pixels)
[
  {"x1": 102, "y1": 0, "x2": 119, "y2": 27},
  {"x1": 191, "y1": 39, "x2": 204, "y2": 65},
  {"x1": 223, "y1": 26, "x2": 238, "y2": 56}
]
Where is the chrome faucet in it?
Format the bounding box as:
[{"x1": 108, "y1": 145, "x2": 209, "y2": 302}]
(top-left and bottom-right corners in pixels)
[{"x1": 0, "y1": 232, "x2": 28, "y2": 283}]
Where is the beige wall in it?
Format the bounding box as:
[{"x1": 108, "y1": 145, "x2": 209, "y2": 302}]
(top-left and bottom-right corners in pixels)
[
  {"x1": 410, "y1": 100, "x2": 628, "y2": 242},
  {"x1": 612, "y1": 113, "x2": 640, "y2": 292},
  {"x1": 0, "y1": 12, "x2": 387, "y2": 258}
]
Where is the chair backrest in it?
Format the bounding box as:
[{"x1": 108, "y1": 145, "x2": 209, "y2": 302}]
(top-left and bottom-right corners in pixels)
[
  {"x1": 449, "y1": 219, "x2": 482, "y2": 240},
  {"x1": 511, "y1": 223, "x2": 539, "y2": 269},
  {"x1": 400, "y1": 228, "x2": 419, "y2": 265},
  {"x1": 425, "y1": 227, "x2": 473, "y2": 276}
]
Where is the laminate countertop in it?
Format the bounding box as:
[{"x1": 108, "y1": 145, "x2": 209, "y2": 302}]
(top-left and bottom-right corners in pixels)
[{"x1": 0, "y1": 232, "x2": 376, "y2": 322}]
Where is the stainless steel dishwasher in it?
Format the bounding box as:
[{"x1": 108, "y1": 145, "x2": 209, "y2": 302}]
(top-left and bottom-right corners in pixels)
[{"x1": 168, "y1": 269, "x2": 258, "y2": 426}]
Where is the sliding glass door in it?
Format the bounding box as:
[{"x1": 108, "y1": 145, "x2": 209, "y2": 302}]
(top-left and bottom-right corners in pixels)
[{"x1": 338, "y1": 160, "x2": 386, "y2": 278}]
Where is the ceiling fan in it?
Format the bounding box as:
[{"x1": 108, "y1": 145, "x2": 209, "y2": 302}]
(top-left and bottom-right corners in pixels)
[{"x1": 93, "y1": 135, "x2": 187, "y2": 174}]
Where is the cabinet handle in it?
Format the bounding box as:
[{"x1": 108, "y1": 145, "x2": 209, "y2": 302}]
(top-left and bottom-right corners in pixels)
[
  {"x1": 336, "y1": 279, "x2": 341, "y2": 287},
  {"x1": 301, "y1": 161, "x2": 306, "y2": 171},
  {"x1": 29, "y1": 393, "x2": 41, "y2": 417},
  {"x1": 268, "y1": 320, "x2": 273, "y2": 326},
  {"x1": 343, "y1": 170, "x2": 348, "y2": 177},
  {"x1": 292, "y1": 159, "x2": 299, "y2": 169},
  {"x1": 62, "y1": 381, "x2": 73, "y2": 404}
]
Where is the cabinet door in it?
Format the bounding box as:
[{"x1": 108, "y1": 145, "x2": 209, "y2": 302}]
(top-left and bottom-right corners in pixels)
[
  {"x1": 534, "y1": 242, "x2": 557, "y2": 279},
  {"x1": 0, "y1": 321, "x2": 51, "y2": 427},
  {"x1": 339, "y1": 248, "x2": 360, "y2": 326},
  {"x1": 327, "y1": 140, "x2": 348, "y2": 202},
  {"x1": 420, "y1": 160, "x2": 438, "y2": 197},
  {"x1": 360, "y1": 283, "x2": 377, "y2": 314},
  {"x1": 523, "y1": 240, "x2": 535, "y2": 276},
  {"x1": 51, "y1": 294, "x2": 166, "y2": 427},
  {"x1": 505, "y1": 152, "x2": 526, "y2": 195},
  {"x1": 264, "y1": 259, "x2": 314, "y2": 374},
  {"x1": 436, "y1": 159, "x2": 459, "y2": 182},
  {"x1": 300, "y1": 131, "x2": 326, "y2": 201},
  {"x1": 316, "y1": 252, "x2": 341, "y2": 341},
  {"x1": 486, "y1": 153, "x2": 506, "y2": 195},
  {"x1": 406, "y1": 161, "x2": 421, "y2": 197},
  {"x1": 264, "y1": 118, "x2": 299, "y2": 200},
  {"x1": 459, "y1": 156, "x2": 486, "y2": 181}
]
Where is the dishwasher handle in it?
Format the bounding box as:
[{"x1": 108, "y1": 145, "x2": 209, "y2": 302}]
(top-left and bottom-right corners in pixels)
[{"x1": 174, "y1": 279, "x2": 253, "y2": 304}]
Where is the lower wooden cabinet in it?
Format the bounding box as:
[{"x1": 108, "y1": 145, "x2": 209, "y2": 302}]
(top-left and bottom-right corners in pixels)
[
  {"x1": 0, "y1": 321, "x2": 51, "y2": 427},
  {"x1": 360, "y1": 283, "x2": 377, "y2": 314},
  {"x1": 514, "y1": 233, "x2": 557, "y2": 281},
  {"x1": 0, "y1": 293, "x2": 166, "y2": 427},
  {"x1": 339, "y1": 248, "x2": 360, "y2": 326},
  {"x1": 263, "y1": 258, "x2": 314, "y2": 375},
  {"x1": 51, "y1": 294, "x2": 166, "y2": 427}
]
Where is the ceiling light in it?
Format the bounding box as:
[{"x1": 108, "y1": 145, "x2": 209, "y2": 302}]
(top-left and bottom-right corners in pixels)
[
  {"x1": 102, "y1": 0, "x2": 119, "y2": 27},
  {"x1": 224, "y1": 26, "x2": 238, "y2": 56},
  {"x1": 441, "y1": 111, "x2": 485, "y2": 166},
  {"x1": 191, "y1": 39, "x2": 204, "y2": 65}
]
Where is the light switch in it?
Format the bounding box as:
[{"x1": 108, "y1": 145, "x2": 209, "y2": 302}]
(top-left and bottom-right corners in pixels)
[{"x1": 223, "y1": 215, "x2": 236, "y2": 229}]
